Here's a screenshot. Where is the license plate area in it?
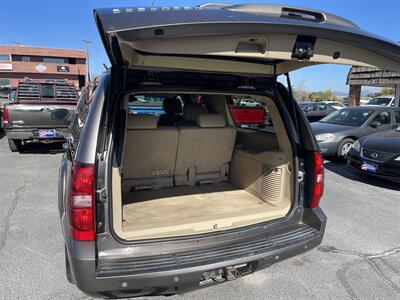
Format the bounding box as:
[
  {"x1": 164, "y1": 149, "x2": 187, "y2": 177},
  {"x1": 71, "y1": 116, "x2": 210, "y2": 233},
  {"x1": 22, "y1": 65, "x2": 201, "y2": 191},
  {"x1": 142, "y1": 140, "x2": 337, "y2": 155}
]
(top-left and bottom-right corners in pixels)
[
  {"x1": 361, "y1": 161, "x2": 378, "y2": 173},
  {"x1": 199, "y1": 262, "x2": 257, "y2": 286},
  {"x1": 37, "y1": 129, "x2": 56, "y2": 138}
]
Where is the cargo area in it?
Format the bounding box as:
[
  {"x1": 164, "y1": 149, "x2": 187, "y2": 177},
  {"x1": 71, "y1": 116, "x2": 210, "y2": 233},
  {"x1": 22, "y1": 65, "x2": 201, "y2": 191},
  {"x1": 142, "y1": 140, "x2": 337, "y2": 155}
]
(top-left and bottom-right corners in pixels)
[{"x1": 112, "y1": 94, "x2": 294, "y2": 241}]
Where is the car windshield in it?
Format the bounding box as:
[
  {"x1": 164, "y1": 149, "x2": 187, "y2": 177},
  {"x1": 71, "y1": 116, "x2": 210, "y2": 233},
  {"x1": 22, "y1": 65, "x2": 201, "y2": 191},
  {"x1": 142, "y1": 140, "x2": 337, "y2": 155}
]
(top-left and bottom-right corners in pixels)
[
  {"x1": 319, "y1": 108, "x2": 374, "y2": 126},
  {"x1": 366, "y1": 97, "x2": 391, "y2": 105}
]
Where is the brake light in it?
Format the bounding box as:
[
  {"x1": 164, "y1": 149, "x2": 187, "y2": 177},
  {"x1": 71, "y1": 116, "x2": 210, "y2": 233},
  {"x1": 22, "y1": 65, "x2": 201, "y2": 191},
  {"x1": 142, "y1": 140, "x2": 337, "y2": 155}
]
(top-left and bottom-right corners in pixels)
[
  {"x1": 2, "y1": 107, "x2": 9, "y2": 124},
  {"x1": 68, "y1": 162, "x2": 95, "y2": 241},
  {"x1": 311, "y1": 151, "x2": 324, "y2": 208}
]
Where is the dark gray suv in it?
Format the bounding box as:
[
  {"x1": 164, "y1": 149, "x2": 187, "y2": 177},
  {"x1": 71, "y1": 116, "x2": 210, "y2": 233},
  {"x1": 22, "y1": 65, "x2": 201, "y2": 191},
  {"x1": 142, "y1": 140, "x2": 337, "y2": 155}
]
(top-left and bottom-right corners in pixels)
[{"x1": 58, "y1": 3, "x2": 400, "y2": 298}]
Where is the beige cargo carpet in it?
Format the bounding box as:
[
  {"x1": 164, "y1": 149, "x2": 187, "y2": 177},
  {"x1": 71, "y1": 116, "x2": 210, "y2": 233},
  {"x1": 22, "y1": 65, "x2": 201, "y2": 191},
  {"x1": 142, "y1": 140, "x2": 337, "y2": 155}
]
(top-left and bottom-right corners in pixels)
[{"x1": 122, "y1": 183, "x2": 290, "y2": 239}]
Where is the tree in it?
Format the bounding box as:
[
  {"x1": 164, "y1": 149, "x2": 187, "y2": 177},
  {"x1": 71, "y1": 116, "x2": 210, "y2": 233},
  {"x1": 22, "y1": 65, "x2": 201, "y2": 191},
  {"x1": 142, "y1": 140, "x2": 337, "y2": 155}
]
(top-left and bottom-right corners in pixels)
[
  {"x1": 380, "y1": 88, "x2": 395, "y2": 96},
  {"x1": 307, "y1": 89, "x2": 340, "y2": 101},
  {"x1": 292, "y1": 79, "x2": 308, "y2": 101}
]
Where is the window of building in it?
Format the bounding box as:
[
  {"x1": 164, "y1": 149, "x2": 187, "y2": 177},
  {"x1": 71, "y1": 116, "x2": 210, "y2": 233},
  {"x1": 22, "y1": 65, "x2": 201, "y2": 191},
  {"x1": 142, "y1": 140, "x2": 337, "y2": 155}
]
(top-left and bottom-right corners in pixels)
[
  {"x1": 68, "y1": 57, "x2": 76, "y2": 64},
  {"x1": 0, "y1": 54, "x2": 11, "y2": 61},
  {"x1": 43, "y1": 57, "x2": 65, "y2": 64},
  {"x1": 0, "y1": 78, "x2": 11, "y2": 89},
  {"x1": 22, "y1": 56, "x2": 31, "y2": 62}
]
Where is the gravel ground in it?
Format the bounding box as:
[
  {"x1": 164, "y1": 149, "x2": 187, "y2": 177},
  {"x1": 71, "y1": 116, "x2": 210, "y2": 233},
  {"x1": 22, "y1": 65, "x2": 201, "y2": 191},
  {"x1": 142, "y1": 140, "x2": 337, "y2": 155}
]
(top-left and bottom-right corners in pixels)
[{"x1": 0, "y1": 133, "x2": 399, "y2": 299}]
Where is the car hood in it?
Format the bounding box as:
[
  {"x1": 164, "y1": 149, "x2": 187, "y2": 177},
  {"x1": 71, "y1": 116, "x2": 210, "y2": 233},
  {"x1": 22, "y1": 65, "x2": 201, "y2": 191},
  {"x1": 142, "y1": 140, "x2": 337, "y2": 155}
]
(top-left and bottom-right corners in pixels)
[
  {"x1": 93, "y1": 4, "x2": 400, "y2": 74},
  {"x1": 361, "y1": 130, "x2": 400, "y2": 153},
  {"x1": 310, "y1": 122, "x2": 356, "y2": 135}
]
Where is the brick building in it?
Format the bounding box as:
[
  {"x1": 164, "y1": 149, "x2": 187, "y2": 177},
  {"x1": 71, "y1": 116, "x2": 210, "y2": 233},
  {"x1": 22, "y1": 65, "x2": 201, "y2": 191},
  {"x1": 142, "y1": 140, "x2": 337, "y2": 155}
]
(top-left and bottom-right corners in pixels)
[{"x1": 0, "y1": 45, "x2": 86, "y2": 94}]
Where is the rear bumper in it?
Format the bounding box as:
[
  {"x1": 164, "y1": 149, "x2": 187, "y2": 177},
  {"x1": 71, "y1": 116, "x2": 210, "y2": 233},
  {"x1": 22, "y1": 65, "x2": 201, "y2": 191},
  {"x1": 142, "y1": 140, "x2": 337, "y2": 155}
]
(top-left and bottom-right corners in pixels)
[
  {"x1": 347, "y1": 150, "x2": 400, "y2": 183},
  {"x1": 64, "y1": 207, "x2": 326, "y2": 298},
  {"x1": 5, "y1": 128, "x2": 68, "y2": 141}
]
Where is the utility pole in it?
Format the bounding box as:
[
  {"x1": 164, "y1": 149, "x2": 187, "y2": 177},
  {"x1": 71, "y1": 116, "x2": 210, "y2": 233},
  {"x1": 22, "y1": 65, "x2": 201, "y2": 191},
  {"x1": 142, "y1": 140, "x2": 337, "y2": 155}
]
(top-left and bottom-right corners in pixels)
[{"x1": 81, "y1": 40, "x2": 92, "y2": 83}]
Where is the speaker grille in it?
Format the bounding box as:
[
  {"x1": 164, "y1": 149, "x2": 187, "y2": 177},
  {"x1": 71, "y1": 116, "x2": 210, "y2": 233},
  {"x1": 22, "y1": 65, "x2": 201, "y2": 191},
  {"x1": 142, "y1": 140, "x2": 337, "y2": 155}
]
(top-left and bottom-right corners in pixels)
[{"x1": 260, "y1": 163, "x2": 283, "y2": 201}]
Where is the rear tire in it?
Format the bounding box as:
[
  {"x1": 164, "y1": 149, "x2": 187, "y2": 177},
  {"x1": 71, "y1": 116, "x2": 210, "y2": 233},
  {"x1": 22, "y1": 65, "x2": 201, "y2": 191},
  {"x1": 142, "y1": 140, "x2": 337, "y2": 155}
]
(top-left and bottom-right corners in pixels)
[
  {"x1": 337, "y1": 138, "x2": 354, "y2": 158},
  {"x1": 8, "y1": 139, "x2": 21, "y2": 152}
]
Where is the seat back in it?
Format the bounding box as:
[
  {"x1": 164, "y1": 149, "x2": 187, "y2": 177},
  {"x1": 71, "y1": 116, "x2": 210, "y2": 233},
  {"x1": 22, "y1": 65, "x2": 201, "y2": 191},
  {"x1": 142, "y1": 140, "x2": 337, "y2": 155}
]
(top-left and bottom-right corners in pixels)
[
  {"x1": 175, "y1": 114, "x2": 237, "y2": 186},
  {"x1": 122, "y1": 114, "x2": 179, "y2": 192}
]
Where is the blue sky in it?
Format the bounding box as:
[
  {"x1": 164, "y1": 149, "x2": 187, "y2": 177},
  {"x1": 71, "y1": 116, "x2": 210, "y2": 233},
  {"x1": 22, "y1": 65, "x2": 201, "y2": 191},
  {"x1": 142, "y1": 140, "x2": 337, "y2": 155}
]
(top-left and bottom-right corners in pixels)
[{"x1": 1, "y1": 0, "x2": 399, "y2": 93}]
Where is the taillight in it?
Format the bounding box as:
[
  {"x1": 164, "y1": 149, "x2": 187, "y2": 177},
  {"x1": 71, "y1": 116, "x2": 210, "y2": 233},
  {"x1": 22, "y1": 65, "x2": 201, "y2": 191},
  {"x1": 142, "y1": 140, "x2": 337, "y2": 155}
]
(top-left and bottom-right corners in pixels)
[
  {"x1": 68, "y1": 162, "x2": 95, "y2": 241},
  {"x1": 2, "y1": 107, "x2": 9, "y2": 124},
  {"x1": 311, "y1": 151, "x2": 324, "y2": 208}
]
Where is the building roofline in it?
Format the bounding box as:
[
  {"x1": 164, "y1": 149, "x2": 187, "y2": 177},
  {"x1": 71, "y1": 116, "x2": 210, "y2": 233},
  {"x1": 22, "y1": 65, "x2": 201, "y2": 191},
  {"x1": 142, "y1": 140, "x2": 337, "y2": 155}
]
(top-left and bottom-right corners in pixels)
[{"x1": 0, "y1": 45, "x2": 87, "y2": 58}]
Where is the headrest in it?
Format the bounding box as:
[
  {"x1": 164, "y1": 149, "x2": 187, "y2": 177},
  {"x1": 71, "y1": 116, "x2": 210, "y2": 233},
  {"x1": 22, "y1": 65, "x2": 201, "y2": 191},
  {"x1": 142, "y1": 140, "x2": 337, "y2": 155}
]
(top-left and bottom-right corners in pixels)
[
  {"x1": 202, "y1": 95, "x2": 227, "y2": 115},
  {"x1": 196, "y1": 114, "x2": 226, "y2": 128},
  {"x1": 127, "y1": 114, "x2": 157, "y2": 129},
  {"x1": 163, "y1": 97, "x2": 182, "y2": 114},
  {"x1": 183, "y1": 103, "x2": 203, "y2": 122}
]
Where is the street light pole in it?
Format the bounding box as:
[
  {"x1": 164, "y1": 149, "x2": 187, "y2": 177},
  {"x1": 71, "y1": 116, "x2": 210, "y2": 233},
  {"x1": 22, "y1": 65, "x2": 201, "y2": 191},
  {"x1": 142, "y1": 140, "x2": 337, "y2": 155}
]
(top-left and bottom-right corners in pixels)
[{"x1": 81, "y1": 40, "x2": 92, "y2": 84}]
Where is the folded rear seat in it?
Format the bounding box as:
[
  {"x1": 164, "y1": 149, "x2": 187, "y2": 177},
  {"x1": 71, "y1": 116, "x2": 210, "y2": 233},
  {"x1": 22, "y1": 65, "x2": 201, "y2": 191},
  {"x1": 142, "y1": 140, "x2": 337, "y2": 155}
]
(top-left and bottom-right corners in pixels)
[
  {"x1": 174, "y1": 114, "x2": 237, "y2": 186},
  {"x1": 122, "y1": 114, "x2": 179, "y2": 192}
]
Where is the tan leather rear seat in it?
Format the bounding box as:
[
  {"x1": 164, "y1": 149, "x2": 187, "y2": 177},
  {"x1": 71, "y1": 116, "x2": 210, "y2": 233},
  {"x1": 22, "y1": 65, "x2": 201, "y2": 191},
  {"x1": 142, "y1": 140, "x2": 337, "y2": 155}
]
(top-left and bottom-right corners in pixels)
[
  {"x1": 174, "y1": 114, "x2": 237, "y2": 186},
  {"x1": 122, "y1": 114, "x2": 179, "y2": 192}
]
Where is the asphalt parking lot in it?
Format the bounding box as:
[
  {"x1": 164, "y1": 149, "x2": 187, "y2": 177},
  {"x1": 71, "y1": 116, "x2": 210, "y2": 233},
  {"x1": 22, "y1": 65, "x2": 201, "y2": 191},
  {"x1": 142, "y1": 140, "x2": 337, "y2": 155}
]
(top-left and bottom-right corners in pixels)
[{"x1": 0, "y1": 133, "x2": 399, "y2": 300}]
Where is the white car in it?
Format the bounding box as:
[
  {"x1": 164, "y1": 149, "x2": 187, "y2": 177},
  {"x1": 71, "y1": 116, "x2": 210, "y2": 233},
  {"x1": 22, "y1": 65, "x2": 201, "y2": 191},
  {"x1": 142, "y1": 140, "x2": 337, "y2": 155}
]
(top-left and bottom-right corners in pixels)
[
  {"x1": 238, "y1": 99, "x2": 263, "y2": 107},
  {"x1": 324, "y1": 101, "x2": 346, "y2": 110},
  {"x1": 364, "y1": 96, "x2": 395, "y2": 106}
]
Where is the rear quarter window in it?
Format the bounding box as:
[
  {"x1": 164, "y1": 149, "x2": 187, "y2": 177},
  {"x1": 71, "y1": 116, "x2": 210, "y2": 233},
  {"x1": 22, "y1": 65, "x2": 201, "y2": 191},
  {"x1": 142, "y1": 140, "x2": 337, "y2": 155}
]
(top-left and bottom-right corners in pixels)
[{"x1": 68, "y1": 87, "x2": 93, "y2": 155}]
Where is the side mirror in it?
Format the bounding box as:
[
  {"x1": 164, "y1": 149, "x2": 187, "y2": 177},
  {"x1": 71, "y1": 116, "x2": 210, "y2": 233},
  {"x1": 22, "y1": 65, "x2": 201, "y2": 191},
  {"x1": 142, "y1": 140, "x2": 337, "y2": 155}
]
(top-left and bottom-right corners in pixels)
[{"x1": 370, "y1": 120, "x2": 382, "y2": 128}]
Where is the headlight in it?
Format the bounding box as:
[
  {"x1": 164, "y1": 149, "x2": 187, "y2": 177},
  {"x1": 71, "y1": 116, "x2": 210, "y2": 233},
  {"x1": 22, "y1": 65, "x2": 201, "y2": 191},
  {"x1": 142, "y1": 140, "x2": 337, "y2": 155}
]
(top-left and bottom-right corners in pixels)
[
  {"x1": 352, "y1": 140, "x2": 360, "y2": 152},
  {"x1": 395, "y1": 156, "x2": 400, "y2": 161},
  {"x1": 316, "y1": 133, "x2": 335, "y2": 142}
]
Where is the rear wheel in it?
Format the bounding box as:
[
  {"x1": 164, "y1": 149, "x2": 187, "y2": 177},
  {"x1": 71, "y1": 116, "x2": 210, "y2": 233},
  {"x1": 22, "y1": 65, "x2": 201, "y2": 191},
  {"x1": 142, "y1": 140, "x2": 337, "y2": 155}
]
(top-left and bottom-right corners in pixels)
[
  {"x1": 337, "y1": 138, "x2": 354, "y2": 158},
  {"x1": 8, "y1": 139, "x2": 21, "y2": 152}
]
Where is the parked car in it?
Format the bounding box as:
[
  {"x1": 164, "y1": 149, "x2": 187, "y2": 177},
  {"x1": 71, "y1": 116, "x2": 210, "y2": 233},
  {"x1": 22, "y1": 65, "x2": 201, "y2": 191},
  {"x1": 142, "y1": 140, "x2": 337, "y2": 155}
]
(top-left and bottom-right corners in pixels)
[
  {"x1": 300, "y1": 102, "x2": 337, "y2": 122},
  {"x1": 238, "y1": 98, "x2": 263, "y2": 107},
  {"x1": 364, "y1": 96, "x2": 395, "y2": 107},
  {"x1": 347, "y1": 119, "x2": 400, "y2": 182},
  {"x1": 311, "y1": 106, "x2": 399, "y2": 158},
  {"x1": 58, "y1": 3, "x2": 400, "y2": 298},
  {"x1": 324, "y1": 101, "x2": 346, "y2": 110},
  {"x1": 3, "y1": 79, "x2": 78, "y2": 152}
]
